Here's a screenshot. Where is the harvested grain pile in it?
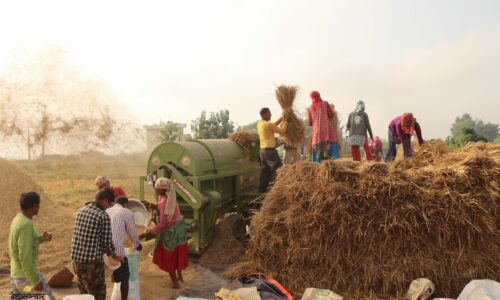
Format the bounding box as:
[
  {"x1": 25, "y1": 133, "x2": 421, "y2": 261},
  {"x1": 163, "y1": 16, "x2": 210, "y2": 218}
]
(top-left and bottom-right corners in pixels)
[
  {"x1": 275, "y1": 85, "x2": 305, "y2": 148},
  {"x1": 229, "y1": 130, "x2": 259, "y2": 150},
  {"x1": 0, "y1": 159, "x2": 71, "y2": 289},
  {"x1": 200, "y1": 215, "x2": 245, "y2": 270},
  {"x1": 228, "y1": 141, "x2": 500, "y2": 298}
]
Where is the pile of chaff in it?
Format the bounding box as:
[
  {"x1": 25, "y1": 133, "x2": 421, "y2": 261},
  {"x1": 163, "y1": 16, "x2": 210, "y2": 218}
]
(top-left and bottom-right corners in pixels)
[{"x1": 228, "y1": 141, "x2": 500, "y2": 298}]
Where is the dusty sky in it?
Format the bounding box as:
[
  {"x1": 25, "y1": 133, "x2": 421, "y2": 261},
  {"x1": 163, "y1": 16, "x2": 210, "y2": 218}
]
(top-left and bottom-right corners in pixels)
[{"x1": 1, "y1": 0, "x2": 499, "y2": 139}]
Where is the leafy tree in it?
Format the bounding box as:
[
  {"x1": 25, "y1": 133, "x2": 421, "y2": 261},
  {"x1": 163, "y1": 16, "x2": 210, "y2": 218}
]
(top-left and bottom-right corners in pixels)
[
  {"x1": 191, "y1": 110, "x2": 235, "y2": 139},
  {"x1": 475, "y1": 121, "x2": 499, "y2": 142},
  {"x1": 450, "y1": 114, "x2": 499, "y2": 142},
  {"x1": 447, "y1": 127, "x2": 488, "y2": 147},
  {"x1": 159, "y1": 121, "x2": 180, "y2": 143}
]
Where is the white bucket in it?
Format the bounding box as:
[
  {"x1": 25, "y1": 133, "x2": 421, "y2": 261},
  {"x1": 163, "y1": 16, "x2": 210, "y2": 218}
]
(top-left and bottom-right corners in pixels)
[{"x1": 110, "y1": 248, "x2": 141, "y2": 300}]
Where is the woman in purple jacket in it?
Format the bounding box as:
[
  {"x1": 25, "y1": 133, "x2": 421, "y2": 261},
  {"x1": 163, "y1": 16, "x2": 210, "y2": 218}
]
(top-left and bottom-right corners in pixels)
[{"x1": 385, "y1": 113, "x2": 424, "y2": 162}]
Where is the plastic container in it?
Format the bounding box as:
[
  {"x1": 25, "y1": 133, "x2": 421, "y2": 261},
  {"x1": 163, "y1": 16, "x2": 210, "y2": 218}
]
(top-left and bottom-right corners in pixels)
[{"x1": 110, "y1": 248, "x2": 141, "y2": 300}]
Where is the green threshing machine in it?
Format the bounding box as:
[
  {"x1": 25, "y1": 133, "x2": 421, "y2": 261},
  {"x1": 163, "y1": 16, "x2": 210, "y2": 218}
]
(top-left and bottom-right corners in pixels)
[{"x1": 139, "y1": 139, "x2": 261, "y2": 254}]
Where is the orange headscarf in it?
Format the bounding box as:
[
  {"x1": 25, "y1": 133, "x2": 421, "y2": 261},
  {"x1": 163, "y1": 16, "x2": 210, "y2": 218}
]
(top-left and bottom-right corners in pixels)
[{"x1": 401, "y1": 113, "x2": 415, "y2": 135}]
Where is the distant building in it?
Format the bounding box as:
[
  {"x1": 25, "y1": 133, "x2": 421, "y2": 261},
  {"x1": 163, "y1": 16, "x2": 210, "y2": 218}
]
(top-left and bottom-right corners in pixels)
[{"x1": 144, "y1": 122, "x2": 187, "y2": 151}]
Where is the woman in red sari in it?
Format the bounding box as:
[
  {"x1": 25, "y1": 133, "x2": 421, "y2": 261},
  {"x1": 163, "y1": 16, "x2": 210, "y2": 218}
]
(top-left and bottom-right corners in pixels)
[{"x1": 139, "y1": 177, "x2": 188, "y2": 289}]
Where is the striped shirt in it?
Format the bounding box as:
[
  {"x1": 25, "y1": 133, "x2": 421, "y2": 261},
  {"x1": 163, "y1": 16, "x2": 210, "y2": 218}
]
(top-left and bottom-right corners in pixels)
[
  {"x1": 106, "y1": 204, "x2": 140, "y2": 257},
  {"x1": 71, "y1": 202, "x2": 115, "y2": 262}
]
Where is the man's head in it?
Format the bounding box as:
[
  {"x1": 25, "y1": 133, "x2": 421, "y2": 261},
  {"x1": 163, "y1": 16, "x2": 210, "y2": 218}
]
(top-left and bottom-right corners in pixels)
[
  {"x1": 95, "y1": 176, "x2": 110, "y2": 190},
  {"x1": 20, "y1": 192, "x2": 40, "y2": 217},
  {"x1": 95, "y1": 188, "x2": 115, "y2": 209},
  {"x1": 115, "y1": 196, "x2": 129, "y2": 208},
  {"x1": 260, "y1": 107, "x2": 271, "y2": 121}
]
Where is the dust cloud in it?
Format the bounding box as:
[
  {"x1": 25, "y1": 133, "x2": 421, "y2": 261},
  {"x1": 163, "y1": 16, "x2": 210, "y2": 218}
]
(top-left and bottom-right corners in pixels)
[{"x1": 0, "y1": 48, "x2": 145, "y2": 159}]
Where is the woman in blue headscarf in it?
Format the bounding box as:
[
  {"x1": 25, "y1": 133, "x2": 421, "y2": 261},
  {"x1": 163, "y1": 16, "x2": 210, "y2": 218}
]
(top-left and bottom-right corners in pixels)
[{"x1": 346, "y1": 100, "x2": 374, "y2": 161}]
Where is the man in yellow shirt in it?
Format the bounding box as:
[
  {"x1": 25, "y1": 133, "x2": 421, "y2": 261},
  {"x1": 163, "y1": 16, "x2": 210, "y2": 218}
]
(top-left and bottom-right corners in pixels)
[{"x1": 257, "y1": 107, "x2": 287, "y2": 193}]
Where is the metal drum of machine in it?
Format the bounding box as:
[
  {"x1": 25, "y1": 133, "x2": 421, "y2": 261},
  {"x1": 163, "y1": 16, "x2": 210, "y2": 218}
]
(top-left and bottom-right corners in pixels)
[{"x1": 139, "y1": 139, "x2": 261, "y2": 254}]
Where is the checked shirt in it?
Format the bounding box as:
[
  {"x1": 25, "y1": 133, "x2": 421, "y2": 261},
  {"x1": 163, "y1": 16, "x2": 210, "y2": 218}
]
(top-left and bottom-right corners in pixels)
[{"x1": 71, "y1": 202, "x2": 115, "y2": 263}]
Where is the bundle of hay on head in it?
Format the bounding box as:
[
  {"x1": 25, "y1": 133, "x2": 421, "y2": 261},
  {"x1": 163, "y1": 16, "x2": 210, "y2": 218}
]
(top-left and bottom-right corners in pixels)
[{"x1": 275, "y1": 85, "x2": 305, "y2": 148}]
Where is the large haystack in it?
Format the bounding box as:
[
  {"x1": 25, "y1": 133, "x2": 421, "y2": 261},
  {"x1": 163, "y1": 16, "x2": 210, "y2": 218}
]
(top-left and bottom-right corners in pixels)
[{"x1": 229, "y1": 141, "x2": 500, "y2": 298}]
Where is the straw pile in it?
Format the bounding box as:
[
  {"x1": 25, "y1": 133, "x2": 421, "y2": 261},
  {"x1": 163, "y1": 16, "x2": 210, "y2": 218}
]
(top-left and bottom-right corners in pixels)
[
  {"x1": 200, "y1": 215, "x2": 246, "y2": 269},
  {"x1": 275, "y1": 85, "x2": 305, "y2": 148},
  {"x1": 229, "y1": 130, "x2": 259, "y2": 150},
  {"x1": 228, "y1": 141, "x2": 500, "y2": 298}
]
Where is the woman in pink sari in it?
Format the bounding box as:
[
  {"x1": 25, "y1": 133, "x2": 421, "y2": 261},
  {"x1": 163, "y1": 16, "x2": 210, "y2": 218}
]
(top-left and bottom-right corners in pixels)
[{"x1": 139, "y1": 177, "x2": 188, "y2": 289}]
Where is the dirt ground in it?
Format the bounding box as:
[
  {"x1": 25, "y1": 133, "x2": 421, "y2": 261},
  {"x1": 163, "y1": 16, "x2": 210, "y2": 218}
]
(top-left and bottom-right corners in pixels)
[{"x1": 0, "y1": 152, "x2": 244, "y2": 299}]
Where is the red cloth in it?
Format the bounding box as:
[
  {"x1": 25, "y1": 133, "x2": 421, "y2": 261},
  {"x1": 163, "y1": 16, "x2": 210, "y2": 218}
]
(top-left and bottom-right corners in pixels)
[
  {"x1": 308, "y1": 101, "x2": 335, "y2": 146},
  {"x1": 112, "y1": 186, "x2": 126, "y2": 197},
  {"x1": 309, "y1": 91, "x2": 333, "y2": 117},
  {"x1": 351, "y1": 138, "x2": 374, "y2": 161},
  {"x1": 153, "y1": 241, "x2": 189, "y2": 273},
  {"x1": 371, "y1": 137, "x2": 383, "y2": 152}
]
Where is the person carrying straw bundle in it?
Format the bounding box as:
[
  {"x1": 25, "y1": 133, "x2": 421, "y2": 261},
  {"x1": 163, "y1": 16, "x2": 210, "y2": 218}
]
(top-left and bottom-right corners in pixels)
[
  {"x1": 139, "y1": 177, "x2": 188, "y2": 289},
  {"x1": 257, "y1": 107, "x2": 287, "y2": 193},
  {"x1": 275, "y1": 85, "x2": 305, "y2": 166},
  {"x1": 308, "y1": 90, "x2": 337, "y2": 163}
]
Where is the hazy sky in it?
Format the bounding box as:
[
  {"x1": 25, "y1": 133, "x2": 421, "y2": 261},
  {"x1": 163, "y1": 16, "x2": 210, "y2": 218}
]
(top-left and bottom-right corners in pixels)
[{"x1": 1, "y1": 0, "x2": 499, "y2": 139}]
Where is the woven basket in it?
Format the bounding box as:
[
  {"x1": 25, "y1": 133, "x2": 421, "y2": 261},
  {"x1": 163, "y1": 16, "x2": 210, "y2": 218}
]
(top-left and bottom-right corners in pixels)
[{"x1": 48, "y1": 266, "x2": 74, "y2": 287}]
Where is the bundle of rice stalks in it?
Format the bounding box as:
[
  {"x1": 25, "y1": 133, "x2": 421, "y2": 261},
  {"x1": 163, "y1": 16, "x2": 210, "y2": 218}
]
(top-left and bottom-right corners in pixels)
[
  {"x1": 275, "y1": 85, "x2": 305, "y2": 148},
  {"x1": 229, "y1": 141, "x2": 499, "y2": 299},
  {"x1": 393, "y1": 140, "x2": 449, "y2": 169},
  {"x1": 229, "y1": 130, "x2": 259, "y2": 150}
]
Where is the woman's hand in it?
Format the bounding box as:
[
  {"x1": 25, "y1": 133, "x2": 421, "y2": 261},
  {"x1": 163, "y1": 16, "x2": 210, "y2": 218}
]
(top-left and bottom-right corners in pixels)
[{"x1": 138, "y1": 232, "x2": 149, "y2": 240}]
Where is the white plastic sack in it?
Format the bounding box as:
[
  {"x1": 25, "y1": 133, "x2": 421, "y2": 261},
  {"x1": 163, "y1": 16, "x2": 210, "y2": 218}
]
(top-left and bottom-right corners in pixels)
[
  {"x1": 111, "y1": 280, "x2": 140, "y2": 300},
  {"x1": 407, "y1": 278, "x2": 435, "y2": 300},
  {"x1": 110, "y1": 248, "x2": 141, "y2": 300},
  {"x1": 301, "y1": 288, "x2": 343, "y2": 300},
  {"x1": 456, "y1": 280, "x2": 500, "y2": 300}
]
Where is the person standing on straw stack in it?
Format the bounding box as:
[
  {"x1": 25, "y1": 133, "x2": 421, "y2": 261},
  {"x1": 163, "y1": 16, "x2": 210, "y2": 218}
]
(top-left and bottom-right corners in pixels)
[
  {"x1": 257, "y1": 107, "x2": 287, "y2": 193},
  {"x1": 346, "y1": 100, "x2": 375, "y2": 162},
  {"x1": 385, "y1": 112, "x2": 424, "y2": 162},
  {"x1": 308, "y1": 91, "x2": 337, "y2": 163}
]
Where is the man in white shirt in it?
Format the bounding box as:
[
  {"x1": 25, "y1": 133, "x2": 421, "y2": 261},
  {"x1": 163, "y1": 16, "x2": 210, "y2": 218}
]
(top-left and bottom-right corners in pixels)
[{"x1": 106, "y1": 196, "x2": 142, "y2": 300}]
